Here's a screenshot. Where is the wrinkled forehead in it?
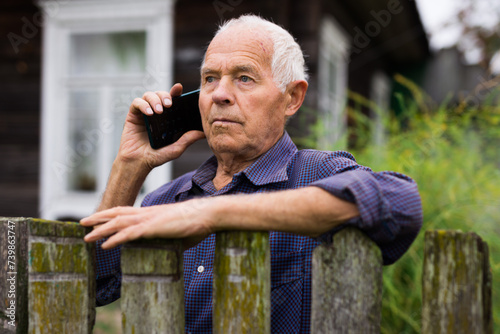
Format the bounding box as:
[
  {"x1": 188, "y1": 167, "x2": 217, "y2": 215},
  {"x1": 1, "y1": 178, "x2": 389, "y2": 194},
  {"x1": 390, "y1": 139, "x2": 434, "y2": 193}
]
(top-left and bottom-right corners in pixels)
[{"x1": 203, "y1": 24, "x2": 274, "y2": 69}]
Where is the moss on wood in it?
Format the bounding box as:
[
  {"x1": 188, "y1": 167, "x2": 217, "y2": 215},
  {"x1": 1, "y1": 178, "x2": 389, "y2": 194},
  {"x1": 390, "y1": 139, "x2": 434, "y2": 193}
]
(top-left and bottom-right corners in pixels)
[
  {"x1": 121, "y1": 239, "x2": 184, "y2": 334},
  {"x1": 422, "y1": 230, "x2": 492, "y2": 334},
  {"x1": 212, "y1": 231, "x2": 270, "y2": 334},
  {"x1": 310, "y1": 227, "x2": 383, "y2": 333}
]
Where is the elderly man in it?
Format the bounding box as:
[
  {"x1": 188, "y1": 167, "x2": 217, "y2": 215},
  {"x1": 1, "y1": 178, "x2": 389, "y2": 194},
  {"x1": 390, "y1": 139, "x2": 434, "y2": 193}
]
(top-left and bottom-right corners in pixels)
[{"x1": 82, "y1": 14, "x2": 422, "y2": 333}]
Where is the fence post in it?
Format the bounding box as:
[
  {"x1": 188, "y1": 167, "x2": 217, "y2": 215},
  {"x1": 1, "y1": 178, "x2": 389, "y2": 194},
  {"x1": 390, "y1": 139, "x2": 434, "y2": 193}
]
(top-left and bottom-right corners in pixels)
[
  {"x1": 422, "y1": 230, "x2": 493, "y2": 334},
  {"x1": 310, "y1": 227, "x2": 383, "y2": 333},
  {"x1": 121, "y1": 238, "x2": 184, "y2": 334},
  {"x1": 213, "y1": 231, "x2": 270, "y2": 334},
  {"x1": 1, "y1": 217, "x2": 29, "y2": 333},
  {"x1": 1, "y1": 217, "x2": 96, "y2": 333}
]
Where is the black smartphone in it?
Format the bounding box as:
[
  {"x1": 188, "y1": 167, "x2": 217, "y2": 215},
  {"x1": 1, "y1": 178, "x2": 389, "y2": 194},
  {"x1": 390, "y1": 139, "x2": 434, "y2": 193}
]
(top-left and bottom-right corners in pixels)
[{"x1": 143, "y1": 89, "x2": 203, "y2": 149}]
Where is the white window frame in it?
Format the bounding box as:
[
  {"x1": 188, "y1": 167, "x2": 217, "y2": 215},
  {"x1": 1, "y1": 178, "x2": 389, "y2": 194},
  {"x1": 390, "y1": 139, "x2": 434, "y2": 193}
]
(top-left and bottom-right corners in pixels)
[
  {"x1": 38, "y1": 0, "x2": 175, "y2": 220},
  {"x1": 318, "y1": 15, "x2": 350, "y2": 150},
  {"x1": 370, "y1": 71, "x2": 392, "y2": 147}
]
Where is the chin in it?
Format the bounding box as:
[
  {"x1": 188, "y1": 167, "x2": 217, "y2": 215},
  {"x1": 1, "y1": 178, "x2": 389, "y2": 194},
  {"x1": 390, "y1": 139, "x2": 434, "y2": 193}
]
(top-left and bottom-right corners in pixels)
[
  {"x1": 207, "y1": 134, "x2": 242, "y2": 153},
  {"x1": 209, "y1": 142, "x2": 243, "y2": 155}
]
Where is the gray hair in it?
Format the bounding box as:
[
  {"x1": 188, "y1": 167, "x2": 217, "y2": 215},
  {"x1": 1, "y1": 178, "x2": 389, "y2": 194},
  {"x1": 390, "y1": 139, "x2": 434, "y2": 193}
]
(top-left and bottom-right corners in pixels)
[{"x1": 203, "y1": 14, "x2": 309, "y2": 93}]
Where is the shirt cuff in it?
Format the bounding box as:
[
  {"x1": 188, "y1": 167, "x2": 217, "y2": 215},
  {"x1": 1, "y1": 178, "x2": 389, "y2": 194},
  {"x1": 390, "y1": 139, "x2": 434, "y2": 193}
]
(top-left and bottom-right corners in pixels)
[{"x1": 311, "y1": 170, "x2": 393, "y2": 232}]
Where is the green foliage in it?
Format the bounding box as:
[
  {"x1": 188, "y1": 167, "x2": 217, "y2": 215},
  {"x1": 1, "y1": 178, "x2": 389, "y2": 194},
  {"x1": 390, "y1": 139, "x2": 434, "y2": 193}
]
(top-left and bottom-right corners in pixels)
[
  {"x1": 303, "y1": 76, "x2": 500, "y2": 333},
  {"x1": 94, "y1": 300, "x2": 122, "y2": 334}
]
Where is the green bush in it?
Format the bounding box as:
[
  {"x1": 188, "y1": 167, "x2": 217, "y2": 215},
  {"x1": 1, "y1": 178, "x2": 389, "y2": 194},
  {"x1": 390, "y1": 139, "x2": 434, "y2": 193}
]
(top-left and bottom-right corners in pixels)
[{"x1": 302, "y1": 76, "x2": 500, "y2": 333}]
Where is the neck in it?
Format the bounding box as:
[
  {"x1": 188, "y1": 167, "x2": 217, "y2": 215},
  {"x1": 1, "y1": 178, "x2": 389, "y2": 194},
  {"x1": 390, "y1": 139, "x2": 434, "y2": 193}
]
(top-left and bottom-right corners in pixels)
[{"x1": 212, "y1": 153, "x2": 257, "y2": 190}]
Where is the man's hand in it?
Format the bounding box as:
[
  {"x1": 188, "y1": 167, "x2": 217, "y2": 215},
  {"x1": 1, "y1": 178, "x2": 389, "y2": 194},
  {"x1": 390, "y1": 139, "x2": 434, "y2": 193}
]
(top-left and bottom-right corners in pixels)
[
  {"x1": 94, "y1": 83, "x2": 206, "y2": 211},
  {"x1": 119, "y1": 83, "x2": 205, "y2": 171},
  {"x1": 82, "y1": 198, "x2": 215, "y2": 250}
]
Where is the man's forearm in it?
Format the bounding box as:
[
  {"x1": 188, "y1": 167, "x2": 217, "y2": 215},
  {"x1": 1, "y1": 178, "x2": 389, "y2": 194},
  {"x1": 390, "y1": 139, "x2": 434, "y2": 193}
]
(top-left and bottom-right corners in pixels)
[
  {"x1": 96, "y1": 159, "x2": 150, "y2": 211},
  {"x1": 82, "y1": 185, "x2": 360, "y2": 249},
  {"x1": 211, "y1": 186, "x2": 360, "y2": 238}
]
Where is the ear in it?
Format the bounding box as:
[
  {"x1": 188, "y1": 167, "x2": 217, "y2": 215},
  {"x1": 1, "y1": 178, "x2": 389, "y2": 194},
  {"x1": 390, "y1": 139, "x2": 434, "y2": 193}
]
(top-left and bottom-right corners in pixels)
[{"x1": 284, "y1": 80, "x2": 308, "y2": 118}]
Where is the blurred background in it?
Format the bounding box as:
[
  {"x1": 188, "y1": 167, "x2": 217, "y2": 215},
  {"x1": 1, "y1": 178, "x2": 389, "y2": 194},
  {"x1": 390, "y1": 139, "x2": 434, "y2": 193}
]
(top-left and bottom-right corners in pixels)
[{"x1": 1, "y1": 0, "x2": 499, "y2": 333}]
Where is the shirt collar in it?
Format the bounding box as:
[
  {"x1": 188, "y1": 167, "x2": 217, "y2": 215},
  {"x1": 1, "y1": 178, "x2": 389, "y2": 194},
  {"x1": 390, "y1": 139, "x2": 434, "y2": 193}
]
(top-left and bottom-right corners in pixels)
[
  {"x1": 176, "y1": 156, "x2": 217, "y2": 196},
  {"x1": 176, "y1": 131, "x2": 298, "y2": 196},
  {"x1": 241, "y1": 131, "x2": 297, "y2": 186}
]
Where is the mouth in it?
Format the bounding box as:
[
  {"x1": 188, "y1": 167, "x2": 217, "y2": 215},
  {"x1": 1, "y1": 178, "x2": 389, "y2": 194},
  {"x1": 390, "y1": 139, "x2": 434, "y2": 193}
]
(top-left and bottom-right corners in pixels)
[{"x1": 211, "y1": 118, "x2": 240, "y2": 126}]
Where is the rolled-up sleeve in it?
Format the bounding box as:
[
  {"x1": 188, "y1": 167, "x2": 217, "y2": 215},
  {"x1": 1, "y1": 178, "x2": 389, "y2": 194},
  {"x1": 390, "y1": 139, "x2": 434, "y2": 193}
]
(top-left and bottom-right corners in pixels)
[
  {"x1": 95, "y1": 239, "x2": 122, "y2": 306},
  {"x1": 310, "y1": 153, "x2": 423, "y2": 265}
]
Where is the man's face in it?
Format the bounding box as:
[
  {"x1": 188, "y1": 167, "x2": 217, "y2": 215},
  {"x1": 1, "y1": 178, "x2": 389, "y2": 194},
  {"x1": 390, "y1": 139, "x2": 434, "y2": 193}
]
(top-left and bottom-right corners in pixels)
[{"x1": 199, "y1": 26, "x2": 292, "y2": 161}]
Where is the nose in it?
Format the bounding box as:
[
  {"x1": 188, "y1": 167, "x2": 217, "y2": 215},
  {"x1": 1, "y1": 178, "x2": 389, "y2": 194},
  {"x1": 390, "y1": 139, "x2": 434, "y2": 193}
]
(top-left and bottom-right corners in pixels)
[{"x1": 212, "y1": 77, "x2": 234, "y2": 105}]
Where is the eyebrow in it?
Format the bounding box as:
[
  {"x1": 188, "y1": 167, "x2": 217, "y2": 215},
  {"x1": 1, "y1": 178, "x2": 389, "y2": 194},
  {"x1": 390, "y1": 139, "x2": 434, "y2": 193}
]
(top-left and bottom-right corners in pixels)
[
  {"x1": 201, "y1": 65, "x2": 261, "y2": 78},
  {"x1": 201, "y1": 67, "x2": 218, "y2": 75},
  {"x1": 233, "y1": 65, "x2": 259, "y2": 76}
]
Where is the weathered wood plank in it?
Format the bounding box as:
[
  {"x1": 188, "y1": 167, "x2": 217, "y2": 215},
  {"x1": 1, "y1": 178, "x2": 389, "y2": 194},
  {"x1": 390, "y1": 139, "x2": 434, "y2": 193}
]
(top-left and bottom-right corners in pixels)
[
  {"x1": 213, "y1": 231, "x2": 270, "y2": 334},
  {"x1": 27, "y1": 218, "x2": 95, "y2": 334},
  {"x1": 1, "y1": 217, "x2": 96, "y2": 333},
  {"x1": 121, "y1": 238, "x2": 184, "y2": 334},
  {"x1": 310, "y1": 227, "x2": 383, "y2": 333},
  {"x1": 422, "y1": 230, "x2": 492, "y2": 334}
]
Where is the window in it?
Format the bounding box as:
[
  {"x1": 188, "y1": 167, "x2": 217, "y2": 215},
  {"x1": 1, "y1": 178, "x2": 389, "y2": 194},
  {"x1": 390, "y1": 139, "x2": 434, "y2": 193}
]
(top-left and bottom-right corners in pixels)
[
  {"x1": 318, "y1": 16, "x2": 350, "y2": 150},
  {"x1": 39, "y1": 0, "x2": 175, "y2": 220}
]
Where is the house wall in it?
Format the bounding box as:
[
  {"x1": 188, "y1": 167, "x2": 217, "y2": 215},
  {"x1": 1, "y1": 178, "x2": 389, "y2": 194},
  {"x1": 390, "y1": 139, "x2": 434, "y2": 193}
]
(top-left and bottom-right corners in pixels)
[
  {"x1": 0, "y1": 1, "x2": 41, "y2": 217},
  {"x1": 422, "y1": 48, "x2": 493, "y2": 105}
]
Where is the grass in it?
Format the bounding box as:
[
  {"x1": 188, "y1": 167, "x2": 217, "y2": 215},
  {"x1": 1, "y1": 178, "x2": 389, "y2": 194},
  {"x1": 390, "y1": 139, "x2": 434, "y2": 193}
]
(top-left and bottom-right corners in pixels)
[
  {"x1": 93, "y1": 300, "x2": 122, "y2": 334},
  {"x1": 308, "y1": 76, "x2": 500, "y2": 333}
]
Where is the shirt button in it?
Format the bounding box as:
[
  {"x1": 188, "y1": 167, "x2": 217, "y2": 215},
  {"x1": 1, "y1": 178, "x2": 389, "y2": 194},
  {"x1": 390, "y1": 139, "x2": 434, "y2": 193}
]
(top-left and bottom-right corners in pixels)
[{"x1": 197, "y1": 265, "x2": 205, "y2": 273}]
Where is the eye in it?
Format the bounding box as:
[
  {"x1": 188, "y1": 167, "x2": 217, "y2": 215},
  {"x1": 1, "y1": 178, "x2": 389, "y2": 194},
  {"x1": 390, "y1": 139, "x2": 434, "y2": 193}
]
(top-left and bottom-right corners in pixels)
[
  {"x1": 205, "y1": 76, "x2": 215, "y2": 83},
  {"x1": 240, "y1": 75, "x2": 252, "y2": 83}
]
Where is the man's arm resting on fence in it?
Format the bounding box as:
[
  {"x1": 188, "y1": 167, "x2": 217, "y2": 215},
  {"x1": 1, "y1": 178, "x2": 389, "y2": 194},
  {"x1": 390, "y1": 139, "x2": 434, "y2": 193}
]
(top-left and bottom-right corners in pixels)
[
  {"x1": 82, "y1": 186, "x2": 359, "y2": 249},
  {"x1": 84, "y1": 167, "x2": 422, "y2": 265}
]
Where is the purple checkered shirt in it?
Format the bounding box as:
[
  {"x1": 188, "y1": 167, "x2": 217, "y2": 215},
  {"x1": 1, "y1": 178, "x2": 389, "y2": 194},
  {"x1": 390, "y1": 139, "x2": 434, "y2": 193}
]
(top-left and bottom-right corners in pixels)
[{"x1": 95, "y1": 131, "x2": 422, "y2": 333}]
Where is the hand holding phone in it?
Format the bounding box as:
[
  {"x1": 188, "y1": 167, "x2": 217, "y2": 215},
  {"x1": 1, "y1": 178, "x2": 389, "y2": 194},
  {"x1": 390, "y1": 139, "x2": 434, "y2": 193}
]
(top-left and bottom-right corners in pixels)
[{"x1": 143, "y1": 89, "x2": 203, "y2": 149}]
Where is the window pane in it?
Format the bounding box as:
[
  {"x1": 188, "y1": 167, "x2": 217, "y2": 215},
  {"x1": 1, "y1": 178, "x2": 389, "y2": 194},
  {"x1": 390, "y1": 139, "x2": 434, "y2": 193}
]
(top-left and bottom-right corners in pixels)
[
  {"x1": 110, "y1": 88, "x2": 132, "y2": 161},
  {"x1": 67, "y1": 90, "x2": 99, "y2": 191},
  {"x1": 69, "y1": 32, "x2": 146, "y2": 76},
  {"x1": 110, "y1": 88, "x2": 147, "y2": 195}
]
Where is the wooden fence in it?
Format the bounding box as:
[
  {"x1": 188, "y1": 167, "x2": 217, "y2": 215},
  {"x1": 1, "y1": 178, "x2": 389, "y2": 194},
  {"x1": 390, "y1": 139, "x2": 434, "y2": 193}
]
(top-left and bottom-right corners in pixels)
[{"x1": 0, "y1": 217, "x2": 493, "y2": 333}]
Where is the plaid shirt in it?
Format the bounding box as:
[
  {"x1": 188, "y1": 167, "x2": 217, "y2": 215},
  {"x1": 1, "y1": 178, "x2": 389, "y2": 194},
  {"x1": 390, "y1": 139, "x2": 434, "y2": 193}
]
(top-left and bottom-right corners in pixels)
[{"x1": 95, "y1": 131, "x2": 422, "y2": 333}]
